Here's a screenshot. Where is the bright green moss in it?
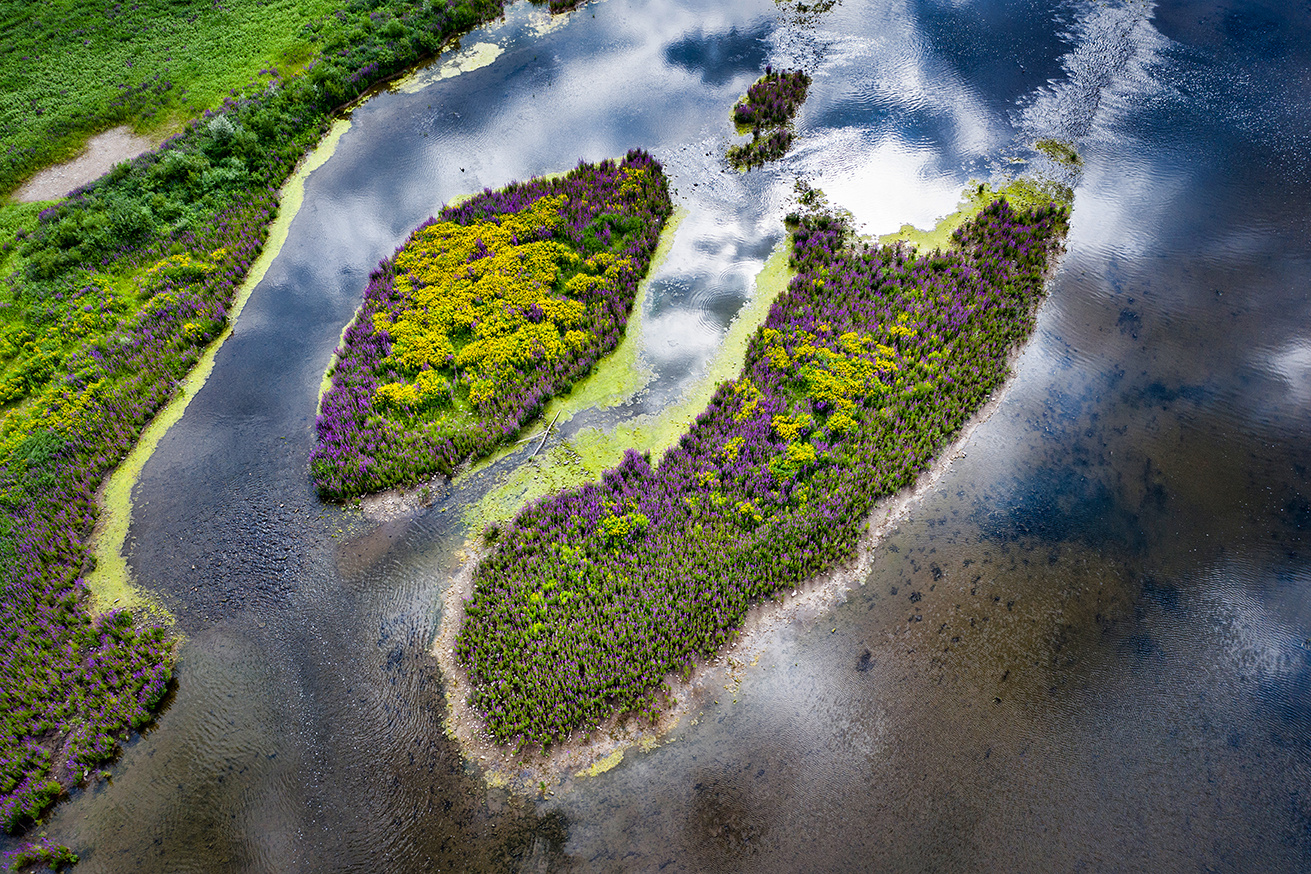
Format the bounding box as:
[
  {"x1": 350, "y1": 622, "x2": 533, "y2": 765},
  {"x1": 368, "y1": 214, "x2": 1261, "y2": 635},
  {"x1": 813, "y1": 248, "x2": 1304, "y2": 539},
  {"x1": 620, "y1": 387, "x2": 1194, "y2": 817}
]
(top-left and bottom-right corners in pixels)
[{"x1": 879, "y1": 178, "x2": 1073, "y2": 252}]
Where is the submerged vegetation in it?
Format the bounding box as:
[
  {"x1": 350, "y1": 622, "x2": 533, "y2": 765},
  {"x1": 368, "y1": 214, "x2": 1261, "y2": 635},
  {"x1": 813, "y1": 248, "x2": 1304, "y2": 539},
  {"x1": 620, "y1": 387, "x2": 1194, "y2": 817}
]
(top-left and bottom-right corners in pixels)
[
  {"x1": 0, "y1": 0, "x2": 526, "y2": 837},
  {"x1": 1034, "y1": 138, "x2": 1083, "y2": 168},
  {"x1": 727, "y1": 67, "x2": 811, "y2": 170},
  {"x1": 456, "y1": 196, "x2": 1070, "y2": 750},
  {"x1": 312, "y1": 152, "x2": 672, "y2": 500}
]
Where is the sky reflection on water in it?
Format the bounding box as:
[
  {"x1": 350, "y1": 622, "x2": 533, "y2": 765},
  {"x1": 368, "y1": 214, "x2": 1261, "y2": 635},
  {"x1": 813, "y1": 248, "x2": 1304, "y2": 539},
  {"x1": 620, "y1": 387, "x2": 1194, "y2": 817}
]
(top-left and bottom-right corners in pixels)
[{"x1": 34, "y1": 0, "x2": 1311, "y2": 870}]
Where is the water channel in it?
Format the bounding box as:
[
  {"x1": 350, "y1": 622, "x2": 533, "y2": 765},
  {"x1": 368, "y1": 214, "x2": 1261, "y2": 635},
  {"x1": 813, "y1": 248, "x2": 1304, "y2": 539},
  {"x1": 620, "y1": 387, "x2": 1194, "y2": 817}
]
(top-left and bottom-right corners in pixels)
[{"x1": 34, "y1": 0, "x2": 1311, "y2": 869}]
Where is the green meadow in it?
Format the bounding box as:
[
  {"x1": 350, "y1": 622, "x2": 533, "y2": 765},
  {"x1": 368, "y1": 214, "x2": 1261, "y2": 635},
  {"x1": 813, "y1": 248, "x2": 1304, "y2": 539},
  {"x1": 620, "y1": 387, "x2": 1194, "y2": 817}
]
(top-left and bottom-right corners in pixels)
[{"x1": 0, "y1": 0, "x2": 348, "y2": 196}]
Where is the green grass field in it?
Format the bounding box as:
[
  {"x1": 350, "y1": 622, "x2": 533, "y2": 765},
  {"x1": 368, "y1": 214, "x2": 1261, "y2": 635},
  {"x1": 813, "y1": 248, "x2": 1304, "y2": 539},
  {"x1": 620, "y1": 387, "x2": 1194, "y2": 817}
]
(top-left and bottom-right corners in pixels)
[{"x1": 0, "y1": 0, "x2": 342, "y2": 196}]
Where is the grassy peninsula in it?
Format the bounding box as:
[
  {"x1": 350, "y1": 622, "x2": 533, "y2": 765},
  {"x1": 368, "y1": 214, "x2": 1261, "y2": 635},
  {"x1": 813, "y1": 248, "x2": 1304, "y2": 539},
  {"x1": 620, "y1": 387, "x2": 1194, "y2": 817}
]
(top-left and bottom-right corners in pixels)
[
  {"x1": 455, "y1": 196, "x2": 1070, "y2": 751},
  {"x1": 312, "y1": 152, "x2": 673, "y2": 500},
  {"x1": 0, "y1": 0, "x2": 530, "y2": 841}
]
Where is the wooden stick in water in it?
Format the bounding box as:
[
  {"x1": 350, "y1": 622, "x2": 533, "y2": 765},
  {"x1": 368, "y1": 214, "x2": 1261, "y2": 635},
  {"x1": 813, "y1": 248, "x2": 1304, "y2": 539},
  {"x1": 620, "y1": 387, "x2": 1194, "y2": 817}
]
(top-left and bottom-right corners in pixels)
[{"x1": 530, "y1": 409, "x2": 562, "y2": 459}]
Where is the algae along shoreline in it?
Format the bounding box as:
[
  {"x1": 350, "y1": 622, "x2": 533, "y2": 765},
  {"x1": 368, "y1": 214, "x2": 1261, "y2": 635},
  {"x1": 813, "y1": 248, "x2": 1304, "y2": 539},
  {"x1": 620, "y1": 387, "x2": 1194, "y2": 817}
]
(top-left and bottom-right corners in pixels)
[
  {"x1": 460, "y1": 226, "x2": 782, "y2": 536},
  {"x1": 435, "y1": 187, "x2": 1072, "y2": 785},
  {"x1": 0, "y1": 0, "x2": 537, "y2": 843},
  {"x1": 311, "y1": 152, "x2": 673, "y2": 501},
  {"x1": 86, "y1": 119, "x2": 351, "y2": 616}
]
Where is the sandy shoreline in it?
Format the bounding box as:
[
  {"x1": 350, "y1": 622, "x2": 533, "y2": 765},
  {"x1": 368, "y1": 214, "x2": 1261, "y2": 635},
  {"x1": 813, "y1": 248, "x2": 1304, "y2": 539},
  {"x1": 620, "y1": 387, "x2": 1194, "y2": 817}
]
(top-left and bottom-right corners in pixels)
[{"x1": 428, "y1": 344, "x2": 1026, "y2": 793}]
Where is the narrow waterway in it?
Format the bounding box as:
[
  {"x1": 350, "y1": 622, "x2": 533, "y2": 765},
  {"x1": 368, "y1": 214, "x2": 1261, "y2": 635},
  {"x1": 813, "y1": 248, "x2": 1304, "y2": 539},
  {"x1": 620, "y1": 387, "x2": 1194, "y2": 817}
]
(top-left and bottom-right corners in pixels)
[{"x1": 41, "y1": 0, "x2": 1311, "y2": 870}]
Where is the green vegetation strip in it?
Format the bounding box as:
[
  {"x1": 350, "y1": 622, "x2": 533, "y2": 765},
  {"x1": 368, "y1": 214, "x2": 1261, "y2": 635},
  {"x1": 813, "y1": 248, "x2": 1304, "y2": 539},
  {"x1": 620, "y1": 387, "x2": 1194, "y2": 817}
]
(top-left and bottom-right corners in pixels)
[
  {"x1": 0, "y1": 0, "x2": 531, "y2": 840},
  {"x1": 455, "y1": 196, "x2": 1070, "y2": 751}
]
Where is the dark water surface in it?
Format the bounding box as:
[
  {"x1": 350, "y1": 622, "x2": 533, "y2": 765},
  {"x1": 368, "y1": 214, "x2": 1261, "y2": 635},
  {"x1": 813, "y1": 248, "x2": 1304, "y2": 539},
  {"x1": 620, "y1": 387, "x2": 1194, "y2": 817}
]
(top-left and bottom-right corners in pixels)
[{"x1": 40, "y1": 0, "x2": 1311, "y2": 870}]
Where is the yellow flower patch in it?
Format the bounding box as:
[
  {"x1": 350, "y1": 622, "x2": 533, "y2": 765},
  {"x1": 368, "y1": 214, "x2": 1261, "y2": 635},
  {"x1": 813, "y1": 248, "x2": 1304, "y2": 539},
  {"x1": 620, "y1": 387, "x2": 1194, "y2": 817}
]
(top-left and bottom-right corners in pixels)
[
  {"x1": 732, "y1": 379, "x2": 764, "y2": 422},
  {"x1": 372, "y1": 194, "x2": 614, "y2": 412},
  {"x1": 785, "y1": 441, "x2": 817, "y2": 465},
  {"x1": 771, "y1": 412, "x2": 813, "y2": 441},
  {"x1": 139, "y1": 251, "x2": 218, "y2": 292}
]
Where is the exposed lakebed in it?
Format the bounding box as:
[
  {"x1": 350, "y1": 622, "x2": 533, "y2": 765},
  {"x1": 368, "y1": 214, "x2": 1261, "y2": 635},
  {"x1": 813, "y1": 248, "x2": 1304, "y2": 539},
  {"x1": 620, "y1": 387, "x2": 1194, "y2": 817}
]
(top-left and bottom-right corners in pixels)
[{"x1": 21, "y1": 0, "x2": 1311, "y2": 871}]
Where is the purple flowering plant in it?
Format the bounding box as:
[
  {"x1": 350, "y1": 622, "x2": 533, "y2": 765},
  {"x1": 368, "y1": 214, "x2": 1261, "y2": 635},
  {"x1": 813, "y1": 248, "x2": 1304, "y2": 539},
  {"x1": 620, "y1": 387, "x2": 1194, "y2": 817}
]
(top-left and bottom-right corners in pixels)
[
  {"x1": 1, "y1": 0, "x2": 525, "y2": 836},
  {"x1": 728, "y1": 67, "x2": 811, "y2": 169},
  {"x1": 455, "y1": 197, "x2": 1070, "y2": 751},
  {"x1": 311, "y1": 151, "x2": 672, "y2": 500}
]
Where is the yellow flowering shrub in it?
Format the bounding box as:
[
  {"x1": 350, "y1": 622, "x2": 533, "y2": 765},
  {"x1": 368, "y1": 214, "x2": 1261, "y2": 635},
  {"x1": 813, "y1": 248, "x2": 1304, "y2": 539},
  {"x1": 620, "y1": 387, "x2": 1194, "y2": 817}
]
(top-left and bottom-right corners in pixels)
[
  {"x1": 732, "y1": 379, "x2": 764, "y2": 422},
  {"x1": 138, "y1": 250, "x2": 220, "y2": 293},
  {"x1": 372, "y1": 194, "x2": 612, "y2": 413},
  {"x1": 771, "y1": 413, "x2": 813, "y2": 441}
]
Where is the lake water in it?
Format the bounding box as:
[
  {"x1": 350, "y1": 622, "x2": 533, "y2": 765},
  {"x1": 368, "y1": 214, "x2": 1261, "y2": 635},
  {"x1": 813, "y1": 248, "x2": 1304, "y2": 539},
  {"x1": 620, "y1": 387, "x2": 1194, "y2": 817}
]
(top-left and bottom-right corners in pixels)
[{"x1": 37, "y1": 0, "x2": 1311, "y2": 870}]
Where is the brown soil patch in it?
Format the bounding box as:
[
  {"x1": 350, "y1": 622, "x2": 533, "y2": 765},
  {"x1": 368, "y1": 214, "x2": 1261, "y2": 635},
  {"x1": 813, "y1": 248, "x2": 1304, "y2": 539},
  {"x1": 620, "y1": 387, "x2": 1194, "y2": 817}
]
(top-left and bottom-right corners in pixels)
[
  {"x1": 12, "y1": 126, "x2": 159, "y2": 202},
  {"x1": 358, "y1": 473, "x2": 448, "y2": 523}
]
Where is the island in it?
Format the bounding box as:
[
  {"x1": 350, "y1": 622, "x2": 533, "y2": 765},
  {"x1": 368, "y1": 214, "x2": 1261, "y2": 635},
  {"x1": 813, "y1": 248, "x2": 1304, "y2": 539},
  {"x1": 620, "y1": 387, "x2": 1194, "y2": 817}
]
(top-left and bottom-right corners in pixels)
[
  {"x1": 449, "y1": 189, "x2": 1071, "y2": 753},
  {"x1": 727, "y1": 67, "x2": 812, "y2": 169},
  {"x1": 312, "y1": 151, "x2": 673, "y2": 500}
]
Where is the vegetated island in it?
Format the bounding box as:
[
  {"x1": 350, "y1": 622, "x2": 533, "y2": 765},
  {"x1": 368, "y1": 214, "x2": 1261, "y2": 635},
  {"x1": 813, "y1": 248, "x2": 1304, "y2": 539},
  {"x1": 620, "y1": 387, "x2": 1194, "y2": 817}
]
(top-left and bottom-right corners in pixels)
[
  {"x1": 312, "y1": 151, "x2": 673, "y2": 500},
  {"x1": 447, "y1": 188, "x2": 1071, "y2": 757},
  {"x1": 0, "y1": 0, "x2": 564, "y2": 846},
  {"x1": 727, "y1": 67, "x2": 812, "y2": 170}
]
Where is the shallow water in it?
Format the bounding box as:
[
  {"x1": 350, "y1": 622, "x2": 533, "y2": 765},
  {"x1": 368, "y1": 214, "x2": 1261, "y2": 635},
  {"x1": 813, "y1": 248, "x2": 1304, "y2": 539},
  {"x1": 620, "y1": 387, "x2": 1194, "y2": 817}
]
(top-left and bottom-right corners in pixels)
[{"x1": 30, "y1": 0, "x2": 1311, "y2": 870}]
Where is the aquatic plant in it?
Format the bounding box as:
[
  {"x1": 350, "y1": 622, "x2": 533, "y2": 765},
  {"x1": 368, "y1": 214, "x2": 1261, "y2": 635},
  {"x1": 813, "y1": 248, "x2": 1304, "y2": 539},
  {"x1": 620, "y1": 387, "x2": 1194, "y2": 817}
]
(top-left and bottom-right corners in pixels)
[
  {"x1": 0, "y1": 0, "x2": 551, "y2": 837},
  {"x1": 733, "y1": 67, "x2": 811, "y2": 130},
  {"x1": 3, "y1": 835, "x2": 78, "y2": 872},
  {"x1": 456, "y1": 197, "x2": 1070, "y2": 750},
  {"x1": 311, "y1": 151, "x2": 672, "y2": 499},
  {"x1": 727, "y1": 67, "x2": 811, "y2": 169},
  {"x1": 1034, "y1": 138, "x2": 1083, "y2": 168}
]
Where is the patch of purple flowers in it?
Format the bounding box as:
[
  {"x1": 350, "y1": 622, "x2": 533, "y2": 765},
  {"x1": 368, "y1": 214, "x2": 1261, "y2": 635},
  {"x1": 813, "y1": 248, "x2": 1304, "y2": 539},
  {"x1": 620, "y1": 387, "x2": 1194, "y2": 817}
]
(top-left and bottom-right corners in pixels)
[
  {"x1": 728, "y1": 67, "x2": 810, "y2": 169},
  {"x1": 0, "y1": 197, "x2": 273, "y2": 832},
  {"x1": 733, "y1": 66, "x2": 811, "y2": 130},
  {"x1": 456, "y1": 198, "x2": 1070, "y2": 751},
  {"x1": 310, "y1": 150, "x2": 672, "y2": 501}
]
